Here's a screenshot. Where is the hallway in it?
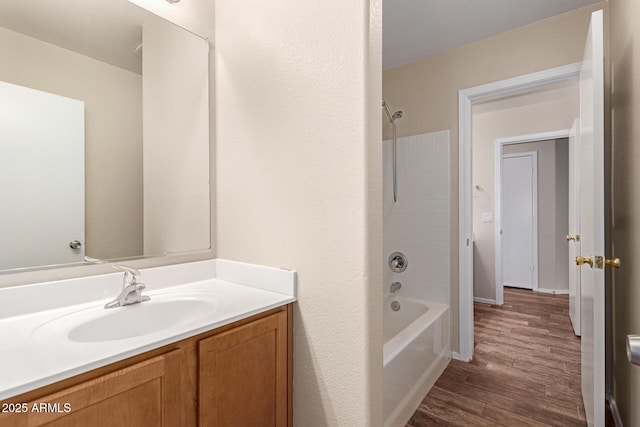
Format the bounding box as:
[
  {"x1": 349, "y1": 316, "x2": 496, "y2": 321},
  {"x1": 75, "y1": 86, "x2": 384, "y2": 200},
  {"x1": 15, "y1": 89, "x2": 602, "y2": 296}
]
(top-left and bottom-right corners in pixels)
[{"x1": 408, "y1": 288, "x2": 585, "y2": 426}]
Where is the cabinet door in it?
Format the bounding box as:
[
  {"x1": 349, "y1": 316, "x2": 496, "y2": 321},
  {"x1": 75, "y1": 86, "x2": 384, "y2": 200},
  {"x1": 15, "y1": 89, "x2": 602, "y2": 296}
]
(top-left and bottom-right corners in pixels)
[
  {"x1": 199, "y1": 311, "x2": 288, "y2": 426},
  {"x1": 0, "y1": 350, "x2": 181, "y2": 427}
]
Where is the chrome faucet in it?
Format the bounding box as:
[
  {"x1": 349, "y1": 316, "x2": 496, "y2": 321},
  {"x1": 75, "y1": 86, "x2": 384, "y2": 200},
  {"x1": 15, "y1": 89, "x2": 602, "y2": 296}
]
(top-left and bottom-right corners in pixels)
[
  {"x1": 84, "y1": 257, "x2": 150, "y2": 309},
  {"x1": 390, "y1": 281, "x2": 402, "y2": 294},
  {"x1": 104, "y1": 266, "x2": 150, "y2": 309}
]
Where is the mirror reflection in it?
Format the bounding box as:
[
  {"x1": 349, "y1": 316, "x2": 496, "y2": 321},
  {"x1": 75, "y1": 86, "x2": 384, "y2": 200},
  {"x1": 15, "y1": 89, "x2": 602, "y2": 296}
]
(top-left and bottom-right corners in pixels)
[{"x1": 0, "y1": 0, "x2": 210, "y2": 272}]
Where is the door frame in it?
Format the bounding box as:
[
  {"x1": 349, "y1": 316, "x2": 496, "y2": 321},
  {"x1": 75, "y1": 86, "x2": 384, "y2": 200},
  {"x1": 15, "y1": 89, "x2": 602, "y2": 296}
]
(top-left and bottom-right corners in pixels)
[
  {"x1": 494, "y1": 130, "x2": 570, "y2": 304},
  {"x1": 457, "y1": 63, "x2": 580, "y2": 362}
]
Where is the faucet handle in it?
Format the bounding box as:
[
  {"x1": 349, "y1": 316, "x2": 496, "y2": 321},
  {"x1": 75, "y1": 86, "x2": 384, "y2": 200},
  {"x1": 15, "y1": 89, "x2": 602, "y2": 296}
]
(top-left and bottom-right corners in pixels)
[
  {"x1": 124, "y1": 280, "x2": 146, "y2": 292},
  {"x1": 123, "y1": 270, "x2": 138, "y2": 286},
  {"x1": 104, "y1": 273, "x2": 149, "y2": 309}
]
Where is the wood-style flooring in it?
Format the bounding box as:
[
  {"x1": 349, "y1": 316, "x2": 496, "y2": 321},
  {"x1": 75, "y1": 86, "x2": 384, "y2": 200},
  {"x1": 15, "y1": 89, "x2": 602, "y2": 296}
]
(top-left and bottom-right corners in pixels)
[{"x1": 407, "y1": 287, "x2": 587, "y2": 427}]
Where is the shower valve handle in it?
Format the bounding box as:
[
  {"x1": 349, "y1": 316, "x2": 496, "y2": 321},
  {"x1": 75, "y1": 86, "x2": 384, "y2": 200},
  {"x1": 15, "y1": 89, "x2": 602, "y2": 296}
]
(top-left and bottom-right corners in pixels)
[{"x1": 389, "y1": 252, "x2": 408, "y2": 273}]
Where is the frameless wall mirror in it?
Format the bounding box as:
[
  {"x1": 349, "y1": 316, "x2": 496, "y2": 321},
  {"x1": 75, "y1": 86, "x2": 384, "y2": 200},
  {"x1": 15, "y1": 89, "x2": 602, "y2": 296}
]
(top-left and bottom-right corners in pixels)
[{"x1": 0, "y1": 0, "x2": 210, "y2": 273}]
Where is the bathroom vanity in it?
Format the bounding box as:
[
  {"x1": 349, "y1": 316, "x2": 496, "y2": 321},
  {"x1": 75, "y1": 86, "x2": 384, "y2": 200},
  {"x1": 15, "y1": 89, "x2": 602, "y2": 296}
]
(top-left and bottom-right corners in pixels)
[{"x1": 0, "y1": 260, "x2": 296, "y2": 426}]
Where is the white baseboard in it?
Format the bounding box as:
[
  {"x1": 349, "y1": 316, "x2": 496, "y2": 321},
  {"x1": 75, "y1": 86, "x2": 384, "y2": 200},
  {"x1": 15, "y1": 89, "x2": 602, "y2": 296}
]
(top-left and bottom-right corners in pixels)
[
  {"x1": 607, "y1": 394, "x2": 624, "y2": 427},
  {"x1": 473, "y1": 297, "x2": 496, "y2": 304},
  {"x1": 536, "y1": 288, "x2": 569, "y2": 295}
]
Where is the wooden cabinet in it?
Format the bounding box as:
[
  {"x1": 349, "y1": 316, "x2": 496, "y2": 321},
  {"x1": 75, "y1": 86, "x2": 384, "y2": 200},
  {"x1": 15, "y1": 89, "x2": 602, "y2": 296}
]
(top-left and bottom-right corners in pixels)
[
  {"x1": 0, "y1": 305, "x2": 292, "y2": 427},
  {"x1": 0, "y1": 351, "x2": 181, "y2": 427},
  {"x1": 199, "y1": 311, "x2": 288, "y2": 426}
]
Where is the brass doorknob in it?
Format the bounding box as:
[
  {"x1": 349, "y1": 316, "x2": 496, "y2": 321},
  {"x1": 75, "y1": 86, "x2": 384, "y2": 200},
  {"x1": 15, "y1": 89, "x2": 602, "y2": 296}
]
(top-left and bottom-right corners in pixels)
[
  {"x1": 605, "y1": 258, "x2": 621, "y2": 268},
  {"x1": 576, "y1": 256, "x2": 593, "y2": 267}
]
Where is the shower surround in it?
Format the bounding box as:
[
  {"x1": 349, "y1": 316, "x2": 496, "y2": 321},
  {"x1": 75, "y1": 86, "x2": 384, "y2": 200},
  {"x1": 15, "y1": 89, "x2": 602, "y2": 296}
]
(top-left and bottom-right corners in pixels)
[
  {"x1": 382, "y1": 130, "x2": 451, "y2": 426},
  {"x1": 384, "y1": 130, "x2": 450, "y2": 304}
]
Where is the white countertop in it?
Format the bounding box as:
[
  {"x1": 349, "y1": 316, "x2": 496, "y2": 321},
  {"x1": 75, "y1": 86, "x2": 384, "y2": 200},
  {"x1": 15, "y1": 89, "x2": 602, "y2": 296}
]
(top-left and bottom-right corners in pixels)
[{"x1": 0, "y1": 259, "x2": 296, "y2": 400}]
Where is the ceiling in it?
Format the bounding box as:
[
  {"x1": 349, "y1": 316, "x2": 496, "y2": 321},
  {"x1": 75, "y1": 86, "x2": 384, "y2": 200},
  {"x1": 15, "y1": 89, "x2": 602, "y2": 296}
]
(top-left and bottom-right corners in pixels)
[
  {"x1": 0, "y1": 1, "x2": 602, "y2": 75},
  {"x1": 383, "y1": 0, "x2": 601, "y2": 70}
]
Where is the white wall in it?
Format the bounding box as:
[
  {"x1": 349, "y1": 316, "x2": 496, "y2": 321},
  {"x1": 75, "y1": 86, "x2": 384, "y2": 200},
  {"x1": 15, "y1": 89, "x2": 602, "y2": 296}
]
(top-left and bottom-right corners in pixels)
[
  {"x1": 472, "y1": 98, "x2": 576, "y2": 300},
  {"x1": 384, "y1": 131, "x2": 450, "y2": 303},
  {"x1": 213, "y1": 0, "x2": 383, "y2": 425},
  {"x1": 0, "y1": 25, "x2": 142, "y2": 260},
  {"x1": 142, "y1": 16, "x2": 210, "y2": 255}
]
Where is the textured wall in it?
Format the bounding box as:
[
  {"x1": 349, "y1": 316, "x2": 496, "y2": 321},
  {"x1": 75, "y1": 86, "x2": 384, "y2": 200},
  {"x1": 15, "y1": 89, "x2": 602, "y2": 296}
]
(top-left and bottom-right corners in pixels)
[
  {"x1": 214, "y1": 0, "x2": 383, "y2": 425},
  {"x1": 383, "y1": 3, "x2": 604, "y2": 352}
]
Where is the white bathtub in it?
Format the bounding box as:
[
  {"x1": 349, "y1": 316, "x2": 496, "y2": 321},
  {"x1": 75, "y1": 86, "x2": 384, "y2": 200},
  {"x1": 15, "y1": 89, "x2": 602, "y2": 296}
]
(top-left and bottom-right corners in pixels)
[{"x1": 383, "y1": 296, "x2": 450, "y2": 427}]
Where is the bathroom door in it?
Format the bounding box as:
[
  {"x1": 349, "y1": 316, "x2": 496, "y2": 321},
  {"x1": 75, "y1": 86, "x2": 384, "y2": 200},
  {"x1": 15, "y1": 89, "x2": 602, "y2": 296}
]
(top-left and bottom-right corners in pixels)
[
  {"x1": 501, "y1": 152, "x2": 537, "y2": 290},
  {"x1": 0, "y1": 81, "x2": 85, "y2": 270},
  {"x1": 578, "y1": 10, "x2": 605, "y2": 427}
]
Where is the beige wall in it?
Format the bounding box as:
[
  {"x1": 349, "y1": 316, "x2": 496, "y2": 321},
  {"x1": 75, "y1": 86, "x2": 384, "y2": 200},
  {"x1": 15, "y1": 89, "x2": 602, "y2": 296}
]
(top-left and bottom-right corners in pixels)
[
  {"x1": 383, "y1": 3, "x2": 604, "y2": 352},
  {"x1": 472, "y1": 98, "x2": 576, "y2": 300},
  {"x1": 0, "y1": 25, "x2": 143, "y2": 260},
  {"x1": 142, "y1": 16, "x2": 210, "y2": 255},
  {"x1": 129, "y1": 0, "x2": 216, "y2": 257},
  {"x1": 610, "y1": 0, "x2": 640, "y2": 425},
  {"x1": 214, "y1": 0, "x2": 383, "y2": 425}
]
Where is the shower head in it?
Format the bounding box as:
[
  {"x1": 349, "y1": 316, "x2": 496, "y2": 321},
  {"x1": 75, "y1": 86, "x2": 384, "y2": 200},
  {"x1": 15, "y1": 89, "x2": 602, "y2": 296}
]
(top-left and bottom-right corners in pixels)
[
  {"x1": 382, "y1": 99, "x2": 402, "y2": 124},
  {"x1": 381, "y1": 99, "x2": 402, "y2": 203}
]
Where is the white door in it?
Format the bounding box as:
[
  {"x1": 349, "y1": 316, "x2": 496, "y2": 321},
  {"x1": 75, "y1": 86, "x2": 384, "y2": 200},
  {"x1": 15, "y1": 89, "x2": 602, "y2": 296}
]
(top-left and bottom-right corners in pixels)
[
  {"x1": 569, "y1": 119, "x2": 582, "y2": 336},
  {"x1": 501, "y1": 152, "x2": 537, "y2": 290},
  {"x1": 0, "y1": 81, "x2": 85, "y2": 270},
  {"x1": 579, "y1": 10, "x2": 605, "y2": 427}
]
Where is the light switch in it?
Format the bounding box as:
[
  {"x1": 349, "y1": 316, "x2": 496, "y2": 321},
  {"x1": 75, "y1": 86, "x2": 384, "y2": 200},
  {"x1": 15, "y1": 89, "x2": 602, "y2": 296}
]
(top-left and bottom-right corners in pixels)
[{"x1": 481, "y1": 212, "x2": 493, "y2": 223}]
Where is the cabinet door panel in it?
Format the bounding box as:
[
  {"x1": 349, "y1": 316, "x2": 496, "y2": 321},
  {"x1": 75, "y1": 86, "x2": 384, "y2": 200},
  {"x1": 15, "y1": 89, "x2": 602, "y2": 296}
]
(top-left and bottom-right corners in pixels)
[
  {"x1": 199, "y1": 312, "x2": 287, "y2": 427},
  {"x1": 0, "y1": 350, "x2": 180, "y2": 427}
]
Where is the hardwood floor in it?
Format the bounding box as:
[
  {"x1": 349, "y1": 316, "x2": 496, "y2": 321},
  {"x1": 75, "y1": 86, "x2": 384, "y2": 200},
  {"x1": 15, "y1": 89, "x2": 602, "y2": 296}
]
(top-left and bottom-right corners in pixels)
[{"x1": 407, "y1": 287, "x2": 586, "y2": 427}]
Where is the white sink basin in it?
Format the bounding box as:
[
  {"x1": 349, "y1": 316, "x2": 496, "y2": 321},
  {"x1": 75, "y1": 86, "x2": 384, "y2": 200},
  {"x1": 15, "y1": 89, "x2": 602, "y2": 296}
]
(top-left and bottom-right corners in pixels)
[
  {"x1": 69, "y1": 298, "x2": 217, "y2": 342},
  {"x1": 33, "y1": 291, "x2": 224, "y2": 343}
]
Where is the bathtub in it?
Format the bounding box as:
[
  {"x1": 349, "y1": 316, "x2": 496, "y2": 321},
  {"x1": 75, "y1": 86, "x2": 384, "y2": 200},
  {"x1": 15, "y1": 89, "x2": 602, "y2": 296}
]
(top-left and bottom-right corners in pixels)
[{"x1": 383, "y1": 296, "x2": 450, "y2": 427}]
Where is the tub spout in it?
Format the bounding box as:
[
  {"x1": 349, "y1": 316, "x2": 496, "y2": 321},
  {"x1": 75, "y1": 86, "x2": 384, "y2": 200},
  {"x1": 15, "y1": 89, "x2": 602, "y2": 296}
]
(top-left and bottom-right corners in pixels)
[{"x1": 390, "y1": 281, "x2": 402, "y2": 294}]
